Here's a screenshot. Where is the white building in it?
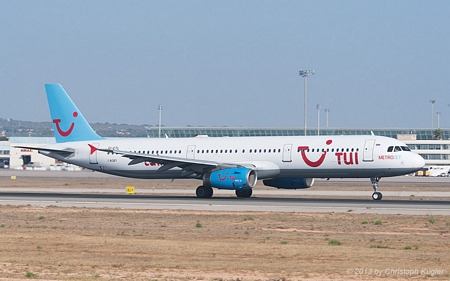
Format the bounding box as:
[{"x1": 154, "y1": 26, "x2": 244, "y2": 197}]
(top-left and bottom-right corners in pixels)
[
  {"x1": 1, "y1": 128, "x2": 450, "y2": 172},
  {"x1": 7, "y1": 137, "x2": 56, "y2": 169}
]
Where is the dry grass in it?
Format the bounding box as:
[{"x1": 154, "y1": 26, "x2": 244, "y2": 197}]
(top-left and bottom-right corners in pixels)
[
  {"x1": 0, "y1": 175, "x2": 449, "y2": 280},
  {"x1": 0, "y1": 206, "x2": 449, "y2": 280}
]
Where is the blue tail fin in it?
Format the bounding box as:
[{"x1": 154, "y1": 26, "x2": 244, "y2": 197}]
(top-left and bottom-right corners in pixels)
[{"x1": 45, "y1": 84, "x2": 104, "y2": 143}]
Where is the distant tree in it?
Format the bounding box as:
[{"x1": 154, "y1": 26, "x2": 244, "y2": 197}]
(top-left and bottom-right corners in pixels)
[{"x1": 434, "y1": 129, "x2": 443, "y2": 140}]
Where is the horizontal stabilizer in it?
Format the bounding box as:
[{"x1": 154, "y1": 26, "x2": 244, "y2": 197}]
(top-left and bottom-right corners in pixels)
[{"x1": 14, "y1": 146, "x2": 75, "y2": 157}]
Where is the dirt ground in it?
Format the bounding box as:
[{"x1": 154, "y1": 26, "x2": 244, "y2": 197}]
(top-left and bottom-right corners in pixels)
[{"x1": 0, "y1": 177, "x2": 449, "y2": 280}]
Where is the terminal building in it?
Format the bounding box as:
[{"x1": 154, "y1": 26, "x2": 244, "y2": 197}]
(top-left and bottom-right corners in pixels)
[
  {"x1": 1, "y1": 127, "x2": 449, "y2": 170},
  {"x1": 146, "y1": 127, "x2": 450, "y2": 167}
]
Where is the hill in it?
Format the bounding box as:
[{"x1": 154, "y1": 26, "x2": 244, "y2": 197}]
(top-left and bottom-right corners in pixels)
[{"x1": 0, "y1": 118, "x2": 151, "y2": 138}]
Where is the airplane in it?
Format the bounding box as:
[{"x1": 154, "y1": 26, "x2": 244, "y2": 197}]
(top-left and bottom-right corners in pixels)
[{"x1": 16, "y1": 84, "x2": 425, "y2": 200}]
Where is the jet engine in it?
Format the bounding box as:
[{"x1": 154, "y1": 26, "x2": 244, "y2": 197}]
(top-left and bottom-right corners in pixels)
[
  {"x1": 203, "y1": 167, "x2": 257, "y2": 190},
  {"x1": 263, "y1": 178, "x2": 314, "y2": 189}
]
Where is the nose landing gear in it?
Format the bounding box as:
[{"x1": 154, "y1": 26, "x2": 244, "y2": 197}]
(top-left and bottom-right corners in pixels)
[{"x1": 370, "y1": 177, "x2": 383, "y2": 200}]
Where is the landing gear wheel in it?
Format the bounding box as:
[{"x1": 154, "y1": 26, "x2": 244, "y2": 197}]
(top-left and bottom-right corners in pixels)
[
  {"x1": 196, "y1": 186, "x2": 213, "y2": 198},
  {"x1": 236, "y1": 188, "x2": 252, "y2": 198},
  {"x1": 370, "y1": 177, "x2": 383, "y2": 201},
  {"x1": 372, "y1": 192, "x2": 382, "y2": 201}
]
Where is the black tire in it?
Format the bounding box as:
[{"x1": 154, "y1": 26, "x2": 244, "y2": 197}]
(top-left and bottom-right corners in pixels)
[
  {"x1": 196, "y1": 186, "x2": 213, "y2": 198},
  {"x1": 377, "y1": 192, "x2": 383, "y2": 200},
  {"x1": 372, "y1": 192, "x2": 382, "y2": 201},
  {"x1": 236, "y1": 188, "x2": 252, "y2": 198}
]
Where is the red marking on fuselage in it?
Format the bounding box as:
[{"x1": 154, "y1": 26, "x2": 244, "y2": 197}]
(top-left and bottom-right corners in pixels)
[
  {"x1": 297, "y1": 139, "x2": 333, "y2": 167},
  {"x1": 53, "y1": 111, "x2": 78, "y2": 137},
  {"x1": 88, "y1": 144, "x2": 98, "y2": 155},
  {"x1": 335, "y1": 152, "x2": 359, "y2": 165},
  {"x1": 144, "y1": 161, "x2": 162, "y2": 167}
]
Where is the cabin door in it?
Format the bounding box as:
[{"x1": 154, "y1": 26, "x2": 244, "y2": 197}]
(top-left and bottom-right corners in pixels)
[
  {"x1": 363, "y1": 139, "x2": 375, "y2": 162},
  {"x1": 89, "y1": 143, "x2": 100, "y2": 164},
  {"x1": 282, "y1": 144, "x2": 292, "y2": 162},
  {"x1": 186, "y1": 145, "x2": 196, "y2": 159}
]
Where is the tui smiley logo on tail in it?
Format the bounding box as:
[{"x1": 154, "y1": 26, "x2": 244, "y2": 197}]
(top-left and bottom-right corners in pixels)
[{"x1": 53, "y1": 111, "x2": 78, "y2": 137}]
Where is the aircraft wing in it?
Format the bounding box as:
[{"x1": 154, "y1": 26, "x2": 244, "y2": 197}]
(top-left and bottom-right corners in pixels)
[{"x1": 98, "y1": 148, "x2": 242, "y2": 177}]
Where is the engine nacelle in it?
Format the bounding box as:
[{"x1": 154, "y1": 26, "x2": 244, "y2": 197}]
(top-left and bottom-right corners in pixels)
[
  {"x1": 204, "y1": 168, "x2": 257, "y2": 190},
  {"x1": 263, "y1": 178, "x2": 314, "y2": 189}
]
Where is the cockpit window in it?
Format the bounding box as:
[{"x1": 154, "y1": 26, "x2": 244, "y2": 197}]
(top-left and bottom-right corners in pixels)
[{"x1": 388, "y1": 145, "x2": 411, "y2": 152}]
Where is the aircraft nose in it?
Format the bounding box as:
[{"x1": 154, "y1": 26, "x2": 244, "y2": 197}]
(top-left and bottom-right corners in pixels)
[{"x1": 414, "y1": 154, "x2": 425, "y2": 169}]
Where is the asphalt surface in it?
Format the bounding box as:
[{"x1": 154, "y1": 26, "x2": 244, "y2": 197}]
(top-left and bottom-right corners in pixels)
[
  {"x1": 1, "y1": 169, "x2": 449, "y2": 214},
  {"x1": 0, "y1": 191, "x2": 449, "y2": 215}
]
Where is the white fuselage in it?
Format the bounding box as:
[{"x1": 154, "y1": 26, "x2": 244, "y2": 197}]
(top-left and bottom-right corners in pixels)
[{"x1": 40, "y1": 135, "x2": 425, "y2": 180}]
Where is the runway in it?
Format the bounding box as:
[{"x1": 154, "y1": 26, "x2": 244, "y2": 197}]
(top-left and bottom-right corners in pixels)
[
  {"x1": 1, "y1": 192, "x2": 449, "y2": 215},
  {"x1": 1, "y1": 170, "x2": 450, "y2": 215}
]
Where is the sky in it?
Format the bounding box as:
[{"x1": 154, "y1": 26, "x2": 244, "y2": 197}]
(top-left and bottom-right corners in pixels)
[{"x1": 1, "y1": 0, "x2": 449, "y2": 129}]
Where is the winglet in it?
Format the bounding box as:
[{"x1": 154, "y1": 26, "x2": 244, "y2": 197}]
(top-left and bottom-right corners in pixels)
[{"x1": 45, "y1": 84, "x2": 104, "y2": 143}]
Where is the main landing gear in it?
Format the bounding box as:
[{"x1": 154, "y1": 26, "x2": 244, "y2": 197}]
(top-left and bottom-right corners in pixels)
[
  {"x1": 235, "y1": 188, "x2": 252, "y2": 198},
  {"x1": 195, "y1": 186, "x2": 253, "y2": 198},
  {"x1": 196, "y1": 186, "x2": 213, "y2": 198},
  {"x1": 371, "y1": 177, "x2": 383, "y2": 200}
]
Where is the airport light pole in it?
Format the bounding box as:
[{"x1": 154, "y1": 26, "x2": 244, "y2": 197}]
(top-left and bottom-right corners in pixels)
[
  {"x1": 316, "y1": 104, "x2": 320, "y2": 135},
  {"x1": 158, "y1": 104, "x2": 163, "y2": 138},
  {"x1": 430, "y1": 100, "x2": 435, "y2": 128},
  {"x1": 299, "y1": 70, "x2": 315, "y2": 136},
  {"x1": 436, "y1": 112, "x2": 441, "y2": 128},
  {"x1": 324, "y1": 109, "x2": 330, "y2": 128}
]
